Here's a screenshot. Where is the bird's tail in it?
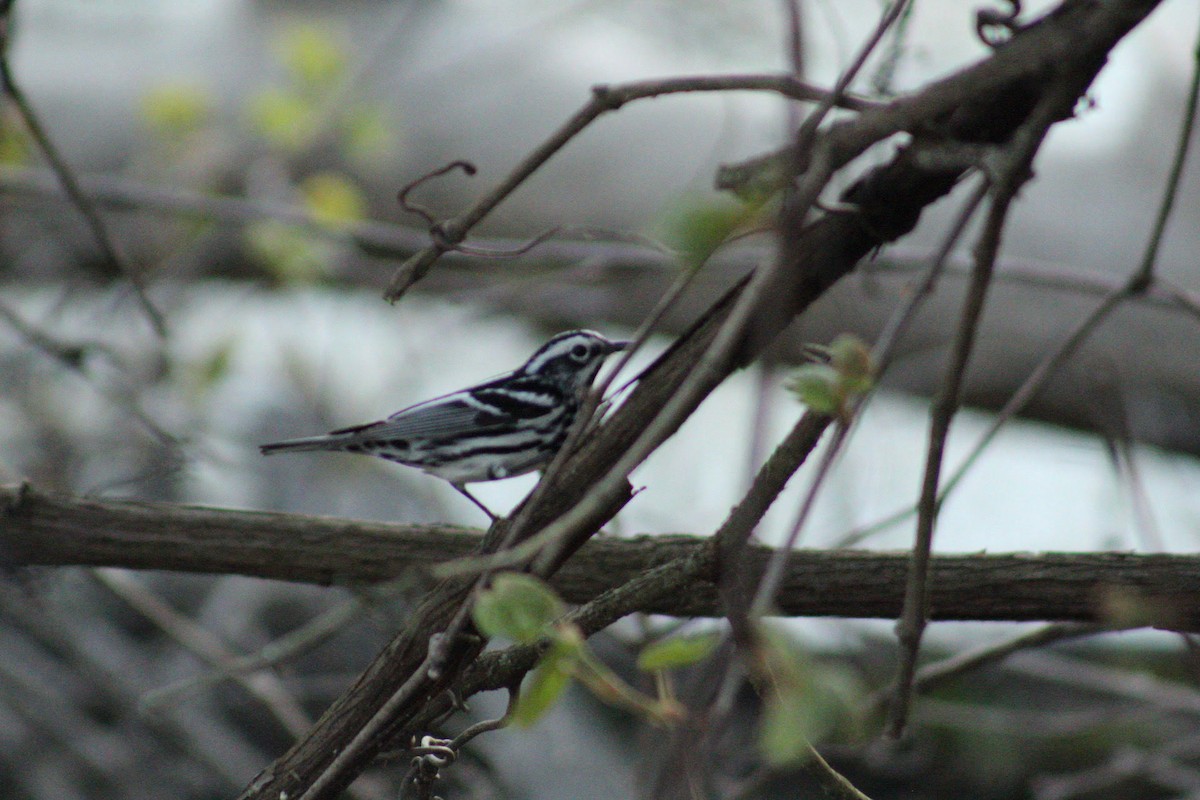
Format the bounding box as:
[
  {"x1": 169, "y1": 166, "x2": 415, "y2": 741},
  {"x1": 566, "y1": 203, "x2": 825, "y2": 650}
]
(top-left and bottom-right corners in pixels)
[{"x1": 260, "y1": 434, "x2": 352, "y2": 456}]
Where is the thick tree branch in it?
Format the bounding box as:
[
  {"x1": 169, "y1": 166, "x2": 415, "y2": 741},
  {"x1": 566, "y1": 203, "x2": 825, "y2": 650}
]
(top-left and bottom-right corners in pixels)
[{"x1": 6, "y1": 484, "x2": 1200, "y2": 629}]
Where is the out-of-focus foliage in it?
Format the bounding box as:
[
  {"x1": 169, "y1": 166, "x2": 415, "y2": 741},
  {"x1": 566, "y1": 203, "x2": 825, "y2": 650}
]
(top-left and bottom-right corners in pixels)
[
  {"x1": 512, "y1": 637, "x2": 578, "y2": 727},
  {"x1": 636, "y1": 631, "x2": 719, "y2": 673},
  {"x1": 658, "y1": 193, "x2": 764, "y2": 270},
  {"x1": 129, "y1": 22, "x2": 397, "y2": 284},
  {"x1": 248, "y1": 87, "x2": 318, "y2": 152},
  {"x1": 301, "y1": 172, "x2": 367, "y2": 228},
  {"x1": 756, "y1": 625, "x2": 866, "y2": 767},
  {"x1": 0, "y1": 108, "x2": 30, "y2": 165},
  {"x1": 788, "y1": 333, "x2": 875, "y2": 420},
  {"x1": 141, "y1": 83, "x2": 214, "y2": 141},
  {"x1": 473, "y1": 572, "x2": 568, "y2": 646}
]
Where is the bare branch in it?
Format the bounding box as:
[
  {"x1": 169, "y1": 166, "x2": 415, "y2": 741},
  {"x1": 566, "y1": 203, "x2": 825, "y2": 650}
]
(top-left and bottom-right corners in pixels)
[
  {"x1": 8, "y1": 484, "x2": 1200, "y2": 628},
  {"x1": 90, "y1": 568, "x2": 313, "y2": 740},
  {"x1": 867, "y1": 622, "x2": 1119, "y2": 715},
  {"x1": 0, "y1": 5, "x2": 165, "y2": 337},
  {"x1": 382, "y1": 73, "x2": 875, "y2": 301},
  {"x1": 887, "y1": 64, "x2": 1107, "y2": 736}
]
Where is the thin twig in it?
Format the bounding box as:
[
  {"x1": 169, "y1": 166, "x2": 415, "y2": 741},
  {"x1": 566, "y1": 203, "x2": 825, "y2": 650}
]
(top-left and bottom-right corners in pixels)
[
  {"x1": 804, "y1": 744, "x2": 877, "y2": 800},
  {"x1": 0, "y1": 296, "x2": 114, "y2": 369},
  {"x1": 782, "y1": 0, "x2": 804, "y2": 78},
  {"x1": 791, "y1": 0, "x2": 912, "y2": 167},
  {"x1": 871, "y1": 179, "x2": 990, "y2": 374},
  {"x1": 396, "y1": 688, "x2": 517, "y2": 799},
  {"x1": 867, "y1": 622, "x2": 1117, "y2": 714},
  {"x1": 452, "y1": 226, "x2": 563, "y2": 257},
  {"x1": 0, "y1": 7, "x2": 165, "y2": 337},
  {"x1": 839, "y1": 3, "x2": 1200, "y2": 550},
  {"x1": 139, "y1": 584, "x2": 406, "y2": 712},
  {"x1": 0, "y1": 293, "x2": 179, "y2": 448},
  {"x1": 448, "y1": 686, "x2": 517, "y2": 750},
  {"x1": 1114, "y1": 435, "x2": 1165, "y2": 551},
  {"x1": 383, "y1": 72, "x2": 875, "y2": 301},
  {"x1": 708, "y1": 411, "x2": 832, "y2": 711},
  {"x1": 887, "y1": 83, "x2": 1083, "y2": 737},
  {"x1": 749, "y1": 422, "x2": 850, "y2": 616},
  {"x1": 887, "y1": 185, "x2": 1009, "y2": 736},
  {"x1": 90, "y1": 569, "x2": 313, "y2": 739},
  {"x1": 1127, "y1": 5, "x2": 1200, "y2": 291}
]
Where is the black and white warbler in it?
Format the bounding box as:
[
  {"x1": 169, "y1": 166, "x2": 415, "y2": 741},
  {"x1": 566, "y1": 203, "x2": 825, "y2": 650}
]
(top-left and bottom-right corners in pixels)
[{"x1": 260, "y1": 330, "x2": 628, "y2": 518}]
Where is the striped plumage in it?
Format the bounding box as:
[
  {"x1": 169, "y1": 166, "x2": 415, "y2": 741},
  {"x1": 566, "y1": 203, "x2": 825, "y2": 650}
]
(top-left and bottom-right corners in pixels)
[{"x1": 260, "y1": 330, "x2": 628, "y2": 518}]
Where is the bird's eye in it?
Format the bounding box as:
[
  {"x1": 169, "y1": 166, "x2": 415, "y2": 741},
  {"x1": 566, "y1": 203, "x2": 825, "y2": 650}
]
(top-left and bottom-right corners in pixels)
[{"x1": 570, "y1": 343, "x2": 590, "y2": 361}]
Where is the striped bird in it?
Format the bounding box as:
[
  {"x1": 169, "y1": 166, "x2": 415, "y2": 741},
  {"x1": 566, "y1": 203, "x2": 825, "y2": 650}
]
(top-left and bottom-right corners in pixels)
[{"x1": 260, "y1": 330, "x2": 628, "y2": 518}]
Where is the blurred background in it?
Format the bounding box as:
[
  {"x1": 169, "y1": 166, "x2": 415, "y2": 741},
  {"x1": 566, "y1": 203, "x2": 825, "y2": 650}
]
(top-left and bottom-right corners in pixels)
[{"x1": 2, "y1": 0, "x2": 1200, "y2": 798}]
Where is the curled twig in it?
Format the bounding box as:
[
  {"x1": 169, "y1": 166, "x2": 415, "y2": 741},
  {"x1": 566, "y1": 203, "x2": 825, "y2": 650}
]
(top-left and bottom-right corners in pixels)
[
  {"x1": 383, "y1": 72, "x2": 874, "y2": 302},
  {"x1": 400, "y1": 687, "x2": 517, "y2": 800},
  {"x1": 976, "y1": 0, "x2": 1024, "y2": 48},
  {"x1": 397, "y1": 160, "x2": 478, "y2": 227}
]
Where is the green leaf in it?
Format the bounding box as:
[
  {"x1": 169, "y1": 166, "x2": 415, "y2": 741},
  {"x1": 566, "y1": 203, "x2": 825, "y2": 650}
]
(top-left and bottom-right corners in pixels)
[
  {"x1": 512, "y1": 648, "x2": 573, "y2": 727},
  {"x1": 636, "y1": 632, "x2": 719, "y2": 672},
  {"x1": 756, "y1": 626, "x2": 864, "y2": 766},
  {"x1": 301, "y1": 172, "x2": 367, "y2": 228},
  {"x1": 341, "y1": 105, "x2": 396, "y2": 165},
  {"x1": 0, "y1": 113, "x2": 30, "y2": 166},
  {"x1": 141, "y1": 83, "x2": 213, "y2": 138},
  {"x1": 661, "y1": 194, "x2": 759, "y2": 270},
  {"x1": 760, "y1": 681, "x2": 817, "y2": 766},
  {"x1": 279, "y1": 24, "x2": 346, "y2": 90},
  {"x1": 787, "y1": 364, "x2": 842, "y2": 414},
  {"x1": 194, "y1": 339, "x2": 236, "y2": 392},
  {"x1": 715, "y1": 153, "x2": 790, "y2": 201},
  {"x1": 245, "y1": 220, "x2": 333, "y2": 284},
  {"x1": 472, "y1": 573, "x2": 566, "y2": 645},
  {"x1": 247, "y1": 89, "x2": 315, "y2": 151},
  {"x1": 828, "y1": 334, "x2": 875, "y2": 394}
]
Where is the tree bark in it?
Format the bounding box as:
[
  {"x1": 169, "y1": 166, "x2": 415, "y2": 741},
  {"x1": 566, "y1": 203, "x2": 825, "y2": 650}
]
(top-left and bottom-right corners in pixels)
[{"x1": 6, "y1": 483, "x2": 1197, "y2": 628}]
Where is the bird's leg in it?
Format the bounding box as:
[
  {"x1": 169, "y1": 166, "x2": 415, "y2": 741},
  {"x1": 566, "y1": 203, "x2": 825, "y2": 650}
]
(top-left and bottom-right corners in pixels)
[{"x1": 451, "y1": 483, "x2": 497, "y2": 522}]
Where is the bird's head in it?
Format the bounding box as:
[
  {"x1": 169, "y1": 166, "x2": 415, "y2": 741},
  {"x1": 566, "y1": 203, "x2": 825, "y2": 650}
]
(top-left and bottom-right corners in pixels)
[{"x1": 521, "y1": 330, "x2": 629, "y2": 393}]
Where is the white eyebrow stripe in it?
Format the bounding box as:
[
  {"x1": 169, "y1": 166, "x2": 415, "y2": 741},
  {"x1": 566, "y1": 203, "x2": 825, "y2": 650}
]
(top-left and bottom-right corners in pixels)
[
  {"x1": 522, "y1": 332, "x2": 603, "y2": 374},
  {"x1": 525, "y1": 342, "x2": 573, "y2": 373}
]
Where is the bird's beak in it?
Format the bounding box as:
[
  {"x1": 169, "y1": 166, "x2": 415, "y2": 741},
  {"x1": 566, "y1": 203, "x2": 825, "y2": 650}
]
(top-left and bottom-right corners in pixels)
[{"x1": 609, "y1": 339, "x2": 632, "y2": 353}]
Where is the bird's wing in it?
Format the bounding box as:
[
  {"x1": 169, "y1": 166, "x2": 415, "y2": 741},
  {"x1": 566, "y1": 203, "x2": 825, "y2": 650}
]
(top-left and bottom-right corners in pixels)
[{"x1": 331, "y1": 391, "x2": 512, "y2": 441}]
